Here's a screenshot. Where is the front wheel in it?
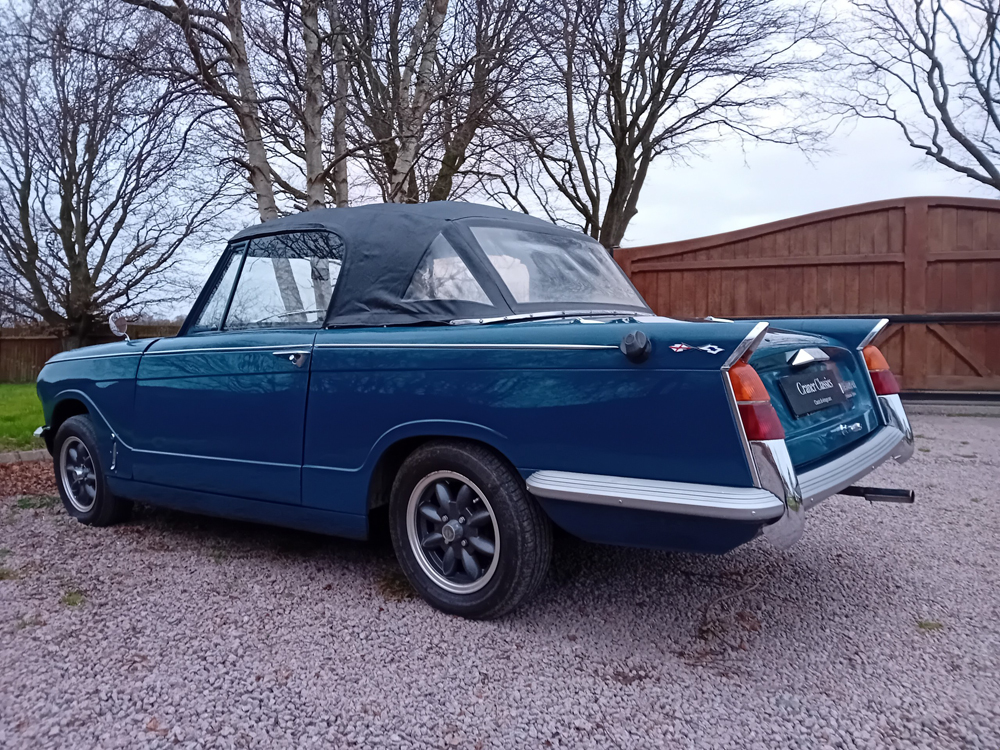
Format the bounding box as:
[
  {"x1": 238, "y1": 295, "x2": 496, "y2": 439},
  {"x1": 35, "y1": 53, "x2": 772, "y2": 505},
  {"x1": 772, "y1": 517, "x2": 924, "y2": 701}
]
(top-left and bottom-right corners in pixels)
[
  {"x1": 53, "y1": 415, "x2": 132, "y2": 526},
  {"x1": 389, "y1": 441, "x2": 552, "y2": 619}
]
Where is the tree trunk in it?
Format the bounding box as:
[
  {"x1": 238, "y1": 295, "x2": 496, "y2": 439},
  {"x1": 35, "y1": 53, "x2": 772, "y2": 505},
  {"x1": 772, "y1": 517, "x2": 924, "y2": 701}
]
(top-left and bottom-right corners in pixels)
[
  {"x1": 328, "y1": 0, "x2": 350, "y2": 208},
  {"x1": 226, "y1": 0, "x2": 302, "y2": 313},
  {"x1": 388, "y1": 0, "x2": 450, "y2": 202}
]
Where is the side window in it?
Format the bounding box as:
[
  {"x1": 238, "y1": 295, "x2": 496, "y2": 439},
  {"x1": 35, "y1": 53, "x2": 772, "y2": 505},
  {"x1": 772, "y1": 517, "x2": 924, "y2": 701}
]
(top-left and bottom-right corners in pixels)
[
  {"x1": 403, "y1": 234, "x2": 490, "y2": 304},
  {"x1": 225, "y1": 232, "x2": 344, "y2": 330},
  {"x1": 189, "y1": 245, "x2": 244, "y2": 333}
]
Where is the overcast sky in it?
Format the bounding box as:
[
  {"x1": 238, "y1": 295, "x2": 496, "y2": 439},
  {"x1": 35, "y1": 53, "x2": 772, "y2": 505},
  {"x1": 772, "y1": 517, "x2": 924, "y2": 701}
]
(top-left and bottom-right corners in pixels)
[
  {"x1": 167, "y1": 116, "x2": 994, "y2": 319},
  {"x1": 622, "y1": 117, "x2": 995, "y2": 248}
]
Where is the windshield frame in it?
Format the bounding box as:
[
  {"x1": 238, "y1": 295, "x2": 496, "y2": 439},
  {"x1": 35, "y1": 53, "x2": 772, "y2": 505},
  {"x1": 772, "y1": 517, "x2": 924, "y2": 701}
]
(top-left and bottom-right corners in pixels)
[{"x1": 454, "y1": 219, "x2": 652, "y2": 317}]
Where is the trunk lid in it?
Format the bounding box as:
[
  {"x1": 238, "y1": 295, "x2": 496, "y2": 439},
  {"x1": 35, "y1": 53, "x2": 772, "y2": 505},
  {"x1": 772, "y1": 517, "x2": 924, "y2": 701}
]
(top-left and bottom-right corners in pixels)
[{"x1": 748, "y1": 328, "x2": 880, "y2": 470}]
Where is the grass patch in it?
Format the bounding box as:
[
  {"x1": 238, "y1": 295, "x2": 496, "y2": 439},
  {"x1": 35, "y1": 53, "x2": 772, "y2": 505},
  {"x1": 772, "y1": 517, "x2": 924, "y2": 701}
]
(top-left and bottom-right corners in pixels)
[
  {"x1": 971, "y1": 497, "x2": 983, "y2": 503},
  {"x1": 0, "y1": 383, "x2": 45, "y2": 452},
  {"x1": 16, "y1": 495, "x2": 57, "y2": 510},
  {"x1": 917, "y1": 619, "x2": 943, "y2": 632},
  {"x1": 918, "y1": 447, "x2": 931, "y2": 453},
  {"x1": 60, "y1": 589, "x2": 85, "y2": 607},
  {"x1": 0, "y1": 566, "x2": 20, "y2": 580}
]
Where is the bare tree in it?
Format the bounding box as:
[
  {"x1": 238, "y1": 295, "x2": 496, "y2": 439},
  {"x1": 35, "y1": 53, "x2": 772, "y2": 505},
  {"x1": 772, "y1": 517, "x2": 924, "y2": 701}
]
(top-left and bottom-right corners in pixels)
[
  {"x1": 488, "y1": 0, "x2": 824, "y2": 248},
  {"x1": 0, "y1": 0, "x2": 232, "y2": 345},
  {"x1": 337, "y1": 0, "x2": 537, "y2": 203},
  {"x1": 828, "y1": 0, "x2": 1000, "y2": 191}
]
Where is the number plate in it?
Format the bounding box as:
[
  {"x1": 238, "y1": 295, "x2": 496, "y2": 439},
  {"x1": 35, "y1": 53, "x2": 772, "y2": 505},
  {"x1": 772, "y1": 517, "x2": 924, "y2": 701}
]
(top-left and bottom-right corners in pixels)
[{"x1": 779, "y1": 365, "x2": 850, "y2": 417}]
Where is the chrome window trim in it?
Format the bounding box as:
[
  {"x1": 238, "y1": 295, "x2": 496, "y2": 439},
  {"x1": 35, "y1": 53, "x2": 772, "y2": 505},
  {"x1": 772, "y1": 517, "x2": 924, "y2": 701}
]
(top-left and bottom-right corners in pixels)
[
  {"x1": 525, "y1": 470, "x2": 785, "y2": 522},
  {"x1": 448, "y1": 310, "x2": 648, "y2": 325},
  {"x1": 797, "y1": 425, "x2": 910, "y2": 510},
  {"x1": 313, "y1": 343, "x2": 618, "y2": 350}
]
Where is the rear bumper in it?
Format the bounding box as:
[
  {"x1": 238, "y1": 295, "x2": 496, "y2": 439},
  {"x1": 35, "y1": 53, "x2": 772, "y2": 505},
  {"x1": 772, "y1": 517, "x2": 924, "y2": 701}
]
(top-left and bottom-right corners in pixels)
[
  {"x1": 526, "y1": 471, "x2": 786, "y2": 523},
  {"x1": 526, "y1": 395, "x2": 913, "y2": 551}
]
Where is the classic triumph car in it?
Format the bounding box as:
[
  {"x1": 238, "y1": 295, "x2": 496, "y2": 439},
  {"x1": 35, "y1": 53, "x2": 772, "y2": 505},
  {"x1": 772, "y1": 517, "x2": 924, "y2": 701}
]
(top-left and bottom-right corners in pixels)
[{"x1": 35, "y1": 202, "x2": 914, "y2": 618}]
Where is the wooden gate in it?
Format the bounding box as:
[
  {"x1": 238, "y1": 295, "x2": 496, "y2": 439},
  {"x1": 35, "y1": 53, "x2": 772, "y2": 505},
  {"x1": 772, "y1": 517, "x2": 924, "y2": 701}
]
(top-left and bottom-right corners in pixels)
[{"x1": 615, "y1": 196, "x2": 1000, "y2": 392}]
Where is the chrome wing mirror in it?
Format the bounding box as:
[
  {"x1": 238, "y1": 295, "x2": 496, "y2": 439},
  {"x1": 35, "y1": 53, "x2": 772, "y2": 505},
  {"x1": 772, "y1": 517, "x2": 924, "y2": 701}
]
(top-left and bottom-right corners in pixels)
[{"x1": 109, "y1": 312, "x2": 130, "y2": 342}]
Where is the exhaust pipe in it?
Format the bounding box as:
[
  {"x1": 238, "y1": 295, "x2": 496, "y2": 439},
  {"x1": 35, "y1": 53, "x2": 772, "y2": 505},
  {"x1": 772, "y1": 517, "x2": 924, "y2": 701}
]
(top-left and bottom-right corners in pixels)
[{"x1": 839, "y1": 485, "x2": 915, "y2": 504}]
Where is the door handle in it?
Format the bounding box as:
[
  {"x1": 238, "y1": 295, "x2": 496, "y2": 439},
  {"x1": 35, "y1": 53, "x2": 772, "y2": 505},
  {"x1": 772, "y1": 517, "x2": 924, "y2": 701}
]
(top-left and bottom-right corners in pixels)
[{"x1": 273, "y1": 350, "x2": 311, "y2": 368}]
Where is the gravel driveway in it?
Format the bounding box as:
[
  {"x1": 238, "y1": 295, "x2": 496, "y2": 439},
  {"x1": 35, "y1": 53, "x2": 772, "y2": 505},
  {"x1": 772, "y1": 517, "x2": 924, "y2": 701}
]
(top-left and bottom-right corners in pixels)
[{"x1": 1, "y1": 414, "x2": 997, "y2": 749}]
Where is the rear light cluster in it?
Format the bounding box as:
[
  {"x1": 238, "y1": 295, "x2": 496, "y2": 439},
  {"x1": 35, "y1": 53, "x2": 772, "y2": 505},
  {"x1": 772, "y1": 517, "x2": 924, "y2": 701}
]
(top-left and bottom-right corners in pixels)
[
  {"x1": 728, "y1": 362, "x2": 785, "y2": 440},
  {"x1": 862, "y1": 345, "x2": 900, "y2": 395}
]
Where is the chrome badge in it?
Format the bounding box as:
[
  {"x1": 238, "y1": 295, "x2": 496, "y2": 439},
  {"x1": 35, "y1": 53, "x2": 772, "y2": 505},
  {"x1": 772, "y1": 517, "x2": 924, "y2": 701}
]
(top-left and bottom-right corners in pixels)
[{"x1": 669, "y1": 343, "x2": 723, "y2": 354}]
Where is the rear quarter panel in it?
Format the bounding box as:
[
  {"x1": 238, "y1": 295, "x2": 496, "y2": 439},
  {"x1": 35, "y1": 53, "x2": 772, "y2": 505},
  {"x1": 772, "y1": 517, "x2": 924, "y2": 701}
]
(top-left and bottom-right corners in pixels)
[{"x1": 302, "y1": 318, "x2": 760, "y2": 517}]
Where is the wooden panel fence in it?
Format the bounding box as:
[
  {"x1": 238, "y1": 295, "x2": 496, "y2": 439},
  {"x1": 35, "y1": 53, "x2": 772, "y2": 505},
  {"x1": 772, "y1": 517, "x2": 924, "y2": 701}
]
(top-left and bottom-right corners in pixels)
[
  {"x1": 616, "y1": 196, "x2": 1000, "y2": 392},
  {"x1": 0, "y1": 324, "x2": 180, "y2": 383}
]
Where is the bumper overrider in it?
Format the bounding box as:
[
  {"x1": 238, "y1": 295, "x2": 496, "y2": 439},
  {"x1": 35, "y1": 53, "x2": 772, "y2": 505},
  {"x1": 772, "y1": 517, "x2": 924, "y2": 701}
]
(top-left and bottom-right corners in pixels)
[{"x1": 525, "y1": 394, "x2": 913, "y2": 551}]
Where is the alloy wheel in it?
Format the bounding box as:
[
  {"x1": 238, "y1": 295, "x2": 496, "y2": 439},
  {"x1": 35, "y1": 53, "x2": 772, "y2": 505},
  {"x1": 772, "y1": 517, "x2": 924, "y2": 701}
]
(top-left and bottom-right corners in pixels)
[
  {"x1": 406, "y1": 471, "x2": 500, "y2": 594},
  {"x1": 59, "y1": 436, "x2": 97, "y2": 513}
]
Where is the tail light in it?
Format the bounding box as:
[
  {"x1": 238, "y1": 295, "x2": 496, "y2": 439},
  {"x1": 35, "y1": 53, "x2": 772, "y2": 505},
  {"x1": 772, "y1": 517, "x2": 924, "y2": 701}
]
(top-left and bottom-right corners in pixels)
[
  {"x1": 862, "y1": 345, "x2": 900, "y2": 395},
  {"x1": 729, "y1": 362, "x2": 785, "y2": 440}
]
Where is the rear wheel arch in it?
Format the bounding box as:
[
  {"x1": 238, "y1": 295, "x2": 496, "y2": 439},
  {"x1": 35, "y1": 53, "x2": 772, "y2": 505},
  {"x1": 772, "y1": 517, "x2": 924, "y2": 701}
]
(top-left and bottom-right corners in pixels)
[{"x1": 366, "y1": 435, "x2": 520, "y2": 516}]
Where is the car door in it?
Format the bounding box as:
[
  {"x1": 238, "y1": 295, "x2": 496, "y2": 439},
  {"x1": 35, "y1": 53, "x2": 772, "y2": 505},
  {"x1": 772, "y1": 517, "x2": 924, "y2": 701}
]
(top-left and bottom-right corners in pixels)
[{"x1": 133, "y1": 230, "x2": 344, "y2": 505}]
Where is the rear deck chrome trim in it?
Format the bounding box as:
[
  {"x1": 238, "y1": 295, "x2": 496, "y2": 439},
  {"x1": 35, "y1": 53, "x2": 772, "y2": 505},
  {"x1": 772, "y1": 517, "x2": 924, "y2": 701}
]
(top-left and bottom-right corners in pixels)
[
  {"x1": 797, "y1": 424, "x2": 911, "y2": 510},
  {"x1": 526, "y1": 471, "x2": 785, "y2": 521}
]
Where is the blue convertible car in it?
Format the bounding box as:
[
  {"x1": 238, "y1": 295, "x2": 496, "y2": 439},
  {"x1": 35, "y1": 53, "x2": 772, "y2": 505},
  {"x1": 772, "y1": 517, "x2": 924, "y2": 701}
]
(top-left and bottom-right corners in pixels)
[{"x1": 36, "y1": 202, "x2": 913, "y2": 618}]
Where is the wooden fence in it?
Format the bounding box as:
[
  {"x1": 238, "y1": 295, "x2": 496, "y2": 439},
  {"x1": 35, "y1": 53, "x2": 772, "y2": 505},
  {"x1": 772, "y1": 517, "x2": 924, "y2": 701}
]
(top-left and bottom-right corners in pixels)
[
  {"x1": 616, "y1": 196, "x2": 1000, "y2": 392},
  {"x1": 0, "y1": 325, "x2": 179, "y2": 383}
]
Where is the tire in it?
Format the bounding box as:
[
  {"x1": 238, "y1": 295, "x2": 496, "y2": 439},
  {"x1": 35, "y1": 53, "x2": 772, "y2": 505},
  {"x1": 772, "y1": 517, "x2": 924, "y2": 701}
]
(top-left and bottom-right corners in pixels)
[
  {"x1": 389, "y1": 440, "x2": 552, "y2": 619},
  {"x1": 53, "y1": 415, "x2": 132, "y2": 526}
]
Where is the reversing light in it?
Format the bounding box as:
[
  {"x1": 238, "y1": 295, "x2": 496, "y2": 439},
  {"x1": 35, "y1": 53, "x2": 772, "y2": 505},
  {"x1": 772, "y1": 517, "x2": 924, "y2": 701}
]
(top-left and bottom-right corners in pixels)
[
  {"x1": 728, "y1": 362, "x2": 785, "y2": 440},
  {"x1": 862, "y1": 345, "x2": 900, "y2": 395}
]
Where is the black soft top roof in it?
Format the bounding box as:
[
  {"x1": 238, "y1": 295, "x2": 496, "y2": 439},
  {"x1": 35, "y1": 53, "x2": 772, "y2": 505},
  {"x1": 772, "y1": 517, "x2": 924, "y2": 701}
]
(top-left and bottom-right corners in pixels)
[{"x1": 230, "y1": 201, "x2": 587, "y2": 327}]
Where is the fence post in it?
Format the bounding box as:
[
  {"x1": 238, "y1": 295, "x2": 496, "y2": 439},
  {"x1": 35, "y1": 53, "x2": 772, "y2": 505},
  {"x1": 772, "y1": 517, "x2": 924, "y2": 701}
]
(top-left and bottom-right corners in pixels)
[{"x1": 902, "y1": 198, "x2": 929, "y2": 390}]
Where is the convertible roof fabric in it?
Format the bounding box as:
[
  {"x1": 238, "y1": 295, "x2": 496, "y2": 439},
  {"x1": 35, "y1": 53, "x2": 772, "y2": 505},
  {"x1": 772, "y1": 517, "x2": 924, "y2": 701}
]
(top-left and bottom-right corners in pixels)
[{"x1": 230, "y1": 201, "x2": 563, "y2": 327}]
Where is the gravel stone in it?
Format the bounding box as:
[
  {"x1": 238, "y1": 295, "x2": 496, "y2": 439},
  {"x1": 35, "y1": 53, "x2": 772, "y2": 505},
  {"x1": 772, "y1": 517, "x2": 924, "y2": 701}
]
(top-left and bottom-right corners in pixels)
[{"x1": 0, "y1": 414, "x2": 997, "y2": 749}]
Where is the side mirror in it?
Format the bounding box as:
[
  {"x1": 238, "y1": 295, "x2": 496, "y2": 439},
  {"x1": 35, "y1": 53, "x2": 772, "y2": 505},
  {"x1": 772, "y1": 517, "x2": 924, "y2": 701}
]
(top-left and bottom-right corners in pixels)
[{"x1": 109, "y1": 312, "x2": 130, "y2": 341}]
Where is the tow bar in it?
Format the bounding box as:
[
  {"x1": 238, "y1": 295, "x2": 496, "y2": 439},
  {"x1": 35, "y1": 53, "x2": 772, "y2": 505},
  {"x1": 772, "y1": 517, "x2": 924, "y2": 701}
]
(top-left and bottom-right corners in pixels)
[{"x1": 839, "y1": 486, "x2": 915, "y2": 504}]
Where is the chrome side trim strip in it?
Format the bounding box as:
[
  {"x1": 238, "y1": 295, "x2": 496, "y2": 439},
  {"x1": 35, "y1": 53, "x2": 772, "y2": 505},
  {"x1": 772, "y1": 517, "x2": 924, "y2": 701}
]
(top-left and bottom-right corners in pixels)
[
  {"x1": 526, "y1": 470, "x2": 785, "y2": 521},
  {"x1": 722, "y1": 321, "x2": 769, "y2": 369},
  {"x1": 49, "y1": 352, "x2": 142, "y2": 363},
  {"x1": 798, "y1": 425, "x2": 907, "y2": 510},
  {"x1": 147, "y1": 345, "x2": 315, "y2": 356},
  {"x1": 314, "y1": 343, "x2": 618, "y2": 350},
  {"x1": 131, "y1": 447, "x2": 299, "y2": 469},
  {"x1": 859, "y1": 318, "x2": 890, "y2": 348}
]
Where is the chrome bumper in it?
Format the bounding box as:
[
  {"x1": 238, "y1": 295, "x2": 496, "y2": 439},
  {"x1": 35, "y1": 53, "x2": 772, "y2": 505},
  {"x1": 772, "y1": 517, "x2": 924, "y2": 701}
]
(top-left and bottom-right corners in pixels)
[
  {"x1": 759, "y1": 394, "x2": 913, "y2": 548},
  {"x1": 525, "y1": 472, "x2": 786, "y2": 522},
  {"x1": 527, "y1": 396, "x2": 913, "y2": 551}
]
